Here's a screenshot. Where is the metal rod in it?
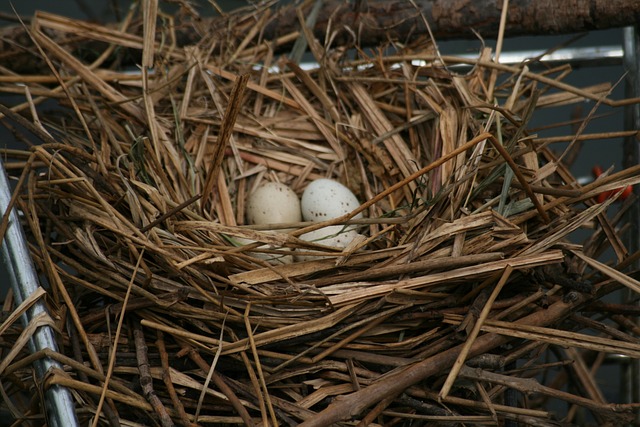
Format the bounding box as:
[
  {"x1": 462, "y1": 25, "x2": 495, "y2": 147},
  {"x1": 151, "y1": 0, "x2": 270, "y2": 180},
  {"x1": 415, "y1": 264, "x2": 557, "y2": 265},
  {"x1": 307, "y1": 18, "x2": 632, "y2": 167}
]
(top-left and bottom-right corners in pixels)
[
  {"x1": 622, "y1": 25, "x2": 640, "y2": 424},
  {"x1": 454, "y1": 45, "x2": 624, "y2": 68},
  {"x1": 0, "y1": 159, "x2": 79, "y2": 426},
  {"x1": 284, "y1": 45, "x2": 626, "y2": 72}
]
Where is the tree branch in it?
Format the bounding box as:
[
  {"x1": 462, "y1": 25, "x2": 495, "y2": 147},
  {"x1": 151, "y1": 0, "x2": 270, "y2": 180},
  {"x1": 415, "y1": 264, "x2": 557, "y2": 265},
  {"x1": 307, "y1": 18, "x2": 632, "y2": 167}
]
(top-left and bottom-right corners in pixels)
[
  {"x1": 263, "y1": 0, "x2": 640, "y2": 47},
  {"x1": 1, "y1": 0, "x2": 639, "y2": 75}
]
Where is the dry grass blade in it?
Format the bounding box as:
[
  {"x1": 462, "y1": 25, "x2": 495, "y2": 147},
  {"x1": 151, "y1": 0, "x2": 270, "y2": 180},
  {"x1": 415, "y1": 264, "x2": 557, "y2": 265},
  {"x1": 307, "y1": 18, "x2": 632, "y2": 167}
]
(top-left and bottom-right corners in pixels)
[
  {"x1": 0, "y1": 287, "x2": 45, "y2": 336},
  {"x1": 0, "y1": 311, "x2": 55, "y2": 375},
  {"x1": 443, "y1": 315, "x2": 640, "y2": 358},
  {"x1": 92, "y1": 249, "x2": 143, "y2": 427},
  {"x1": 350, "y1": 83, "x2": 420, "y2": 183},
  {"x1": 327, "y1": 251, "x2": 563, "y2": 306},
  {"x1": 458, "y1": 366, "x2": 636, "y2": 422},
  {"x1": 201, "y1": 73, "x2": 250, "y2": 209},
  {"x1": 572, "y1": 250, "x2": 640, "y2": 294},
  {"x1": 439, "y1": 265, "x2": 513, "y2": 399}
]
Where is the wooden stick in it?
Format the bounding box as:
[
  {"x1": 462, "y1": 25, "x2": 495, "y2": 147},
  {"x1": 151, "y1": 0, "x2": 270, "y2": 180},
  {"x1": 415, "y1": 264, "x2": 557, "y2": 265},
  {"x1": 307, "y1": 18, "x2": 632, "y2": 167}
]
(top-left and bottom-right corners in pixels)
[
  {"x1": 458, "y1": 365, "x2": 636, "y2": 422},
  {"x1": 4, "y1": 1, "x2": 640, "y2": 74},
  {"x1": 156, "y1": 332, "x2": 194, "y2": 427},
  {"x1": 185, "y1": 346, "x2": 255, "y2": 426},
  {"x1": 133, "y1": 321, "x2": 174, "y2": 427},
  {"x1": 298, "y1": 295, "x2": 582, "y2": 427},
  {"x1": 439, "y1": 265, "x2": 513, "y2": 399}
]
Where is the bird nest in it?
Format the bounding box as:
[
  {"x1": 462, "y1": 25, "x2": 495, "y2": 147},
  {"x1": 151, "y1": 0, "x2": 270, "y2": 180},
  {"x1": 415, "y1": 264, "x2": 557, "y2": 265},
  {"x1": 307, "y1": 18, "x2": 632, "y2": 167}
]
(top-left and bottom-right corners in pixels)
[{"x1": 1, "y1": 3, "x2": 640, "y2": 426}]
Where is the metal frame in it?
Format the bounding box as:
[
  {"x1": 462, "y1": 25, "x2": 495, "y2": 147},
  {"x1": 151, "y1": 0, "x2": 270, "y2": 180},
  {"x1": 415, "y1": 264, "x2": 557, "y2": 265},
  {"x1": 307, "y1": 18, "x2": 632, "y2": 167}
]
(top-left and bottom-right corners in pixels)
[
  {"x1": 622, "y1": 25, "x2": 640, "y2": 422},
  {"x1": 457, "y1": 45, "x2": 624, "y2": 68},
  {"x1": 0, "y1": 158, "x2": 79, "y2": 426}
]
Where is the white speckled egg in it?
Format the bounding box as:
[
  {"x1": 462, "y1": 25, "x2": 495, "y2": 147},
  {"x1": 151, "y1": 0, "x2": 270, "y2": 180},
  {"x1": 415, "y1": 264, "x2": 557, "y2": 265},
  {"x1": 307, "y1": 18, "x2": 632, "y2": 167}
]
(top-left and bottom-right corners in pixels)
[
  {"x1": 234, "y1": 236, "x2": 293, "y2": 265},
  {"x1": 300, "y1": 179, "x2": 362, "y2": 222},
  {"x1": 246, "y1": 182, "x2": 301, "y2": 225},
  {"x1": 295, "y1": 225, "x2": 361, "y2": 262}
]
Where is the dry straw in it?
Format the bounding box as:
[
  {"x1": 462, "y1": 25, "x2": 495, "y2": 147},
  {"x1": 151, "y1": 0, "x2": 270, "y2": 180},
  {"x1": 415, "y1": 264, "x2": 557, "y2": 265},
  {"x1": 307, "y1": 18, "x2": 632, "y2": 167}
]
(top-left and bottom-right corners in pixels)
[{"x1": 0, "y1": 2, "x2": 640, "y2": 426}]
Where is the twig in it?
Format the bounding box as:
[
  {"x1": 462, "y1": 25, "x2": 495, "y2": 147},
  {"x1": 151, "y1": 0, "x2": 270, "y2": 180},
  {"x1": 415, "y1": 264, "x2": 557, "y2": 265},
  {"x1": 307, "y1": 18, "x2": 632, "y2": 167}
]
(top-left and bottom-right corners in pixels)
[
  {"x1": 244, "y1": 304, "x2": 278, "y2": 426},
  {"x1": 156, "y1": 332, "x2": 194, "y2": 427},
  {"x1": 133, "y1": 321, "x2": 175, "y2": 427},
  {"x1": 486, "y1": 0, "x2": 510, "y2": 100},
  {"x1": 185, "y1": 346, "x2": 256, "y2": 426},
  {"x1": 356, "y1": 390, "x2": 403, "y2": 426},
  {"x1": 91, "y1": 249, "x2": 144, "y2": 427},
  {"x1": 458, "y1": 365, "x2": 636, "y2": 422},
  {"x1": 67, "y1": 319, "x2": 121, "y2": 427},
  {"x1": 439, "y1": 265, "x2": 513, "y2": 399}
]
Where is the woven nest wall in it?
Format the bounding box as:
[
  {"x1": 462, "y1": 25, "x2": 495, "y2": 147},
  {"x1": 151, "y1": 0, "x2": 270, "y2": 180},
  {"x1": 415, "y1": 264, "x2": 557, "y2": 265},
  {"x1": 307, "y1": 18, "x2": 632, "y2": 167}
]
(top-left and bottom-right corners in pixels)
[{"x1": 2, "y1": 3, "x2": 640, "y2": 426}]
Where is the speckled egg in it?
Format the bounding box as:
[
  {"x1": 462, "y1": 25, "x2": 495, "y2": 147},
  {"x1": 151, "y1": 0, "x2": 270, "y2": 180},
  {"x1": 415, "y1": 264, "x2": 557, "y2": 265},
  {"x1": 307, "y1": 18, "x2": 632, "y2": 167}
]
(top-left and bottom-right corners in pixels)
[
  {"x1": 295, "y1": 225, "x2": 361, "y2": 262},
  {"x1": 246, "y1": 182, "x2": 302, "y2": 225},
  {"x1": 234, "y1": 236, "x2": 293, "y2": 265},
  {"x1": 300, "y1": 179, "x2": 362, "y2": 222}
]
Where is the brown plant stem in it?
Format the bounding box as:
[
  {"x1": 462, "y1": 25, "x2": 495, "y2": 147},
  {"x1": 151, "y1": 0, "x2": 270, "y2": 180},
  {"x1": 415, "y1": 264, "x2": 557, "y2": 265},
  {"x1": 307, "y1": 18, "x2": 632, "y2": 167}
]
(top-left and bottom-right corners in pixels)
[
  {"x1": 156, "y1": 332, "x2": 195, "y2": 427},
  {"x1": 185, "y1": 346, "x2": 256, "y2": 426},
  {"x1": 459, "y1": 365, "x2": 635, "y2": 422},
  {"x1": 68, "y1": 319, "x2": 121, "y2": 427},
  {"x1": 133, "y1": 322, "x2": 175, "y2": 427},
  {"x1": 299, "y1": 296, "x2": 583, "y2": 427}
]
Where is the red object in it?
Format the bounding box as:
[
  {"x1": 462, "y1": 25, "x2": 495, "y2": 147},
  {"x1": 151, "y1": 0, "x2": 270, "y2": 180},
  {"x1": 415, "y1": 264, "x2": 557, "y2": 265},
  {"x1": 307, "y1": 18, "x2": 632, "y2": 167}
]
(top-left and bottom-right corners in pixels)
[{"x1": 591, "y1": 165, "x2": 633, "y2": 203}]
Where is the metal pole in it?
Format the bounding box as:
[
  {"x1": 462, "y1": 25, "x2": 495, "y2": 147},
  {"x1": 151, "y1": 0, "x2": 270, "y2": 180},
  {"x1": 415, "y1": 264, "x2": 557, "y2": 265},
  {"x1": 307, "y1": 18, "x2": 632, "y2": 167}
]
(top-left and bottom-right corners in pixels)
[
  {"x1": 0, "y1": 159, "x2": 79, "y2": 427},
  {"x1": 622, "y1": 25, "x2": 640, "y2": 424}
]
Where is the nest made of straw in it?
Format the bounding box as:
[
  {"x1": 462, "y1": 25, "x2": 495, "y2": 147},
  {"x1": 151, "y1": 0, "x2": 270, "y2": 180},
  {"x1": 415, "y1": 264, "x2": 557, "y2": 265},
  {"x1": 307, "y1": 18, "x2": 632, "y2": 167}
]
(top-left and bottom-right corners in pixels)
[{"x1": 1, "y1": 3, "x2": 640, "y2": 426}]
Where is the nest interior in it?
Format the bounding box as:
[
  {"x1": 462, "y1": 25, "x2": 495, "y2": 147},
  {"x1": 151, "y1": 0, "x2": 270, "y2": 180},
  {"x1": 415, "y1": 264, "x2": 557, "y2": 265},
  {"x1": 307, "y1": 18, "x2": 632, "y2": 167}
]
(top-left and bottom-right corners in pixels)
[{"x1": 1, "y1": 3, "x2": 640, "y2": 426}]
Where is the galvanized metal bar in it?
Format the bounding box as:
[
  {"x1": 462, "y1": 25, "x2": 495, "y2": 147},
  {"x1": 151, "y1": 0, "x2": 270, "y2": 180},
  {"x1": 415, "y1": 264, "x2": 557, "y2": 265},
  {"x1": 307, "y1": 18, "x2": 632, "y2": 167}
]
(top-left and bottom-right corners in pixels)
[
  {"x1": 290, "y1": 45, "x2": 625, "y2": 72},
  {"x1": 462, "y1": 45, "x2": 624, "y2": 68},
  {"x1": 0, "y1": 159, "x2": 79, "y2": 427}
]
